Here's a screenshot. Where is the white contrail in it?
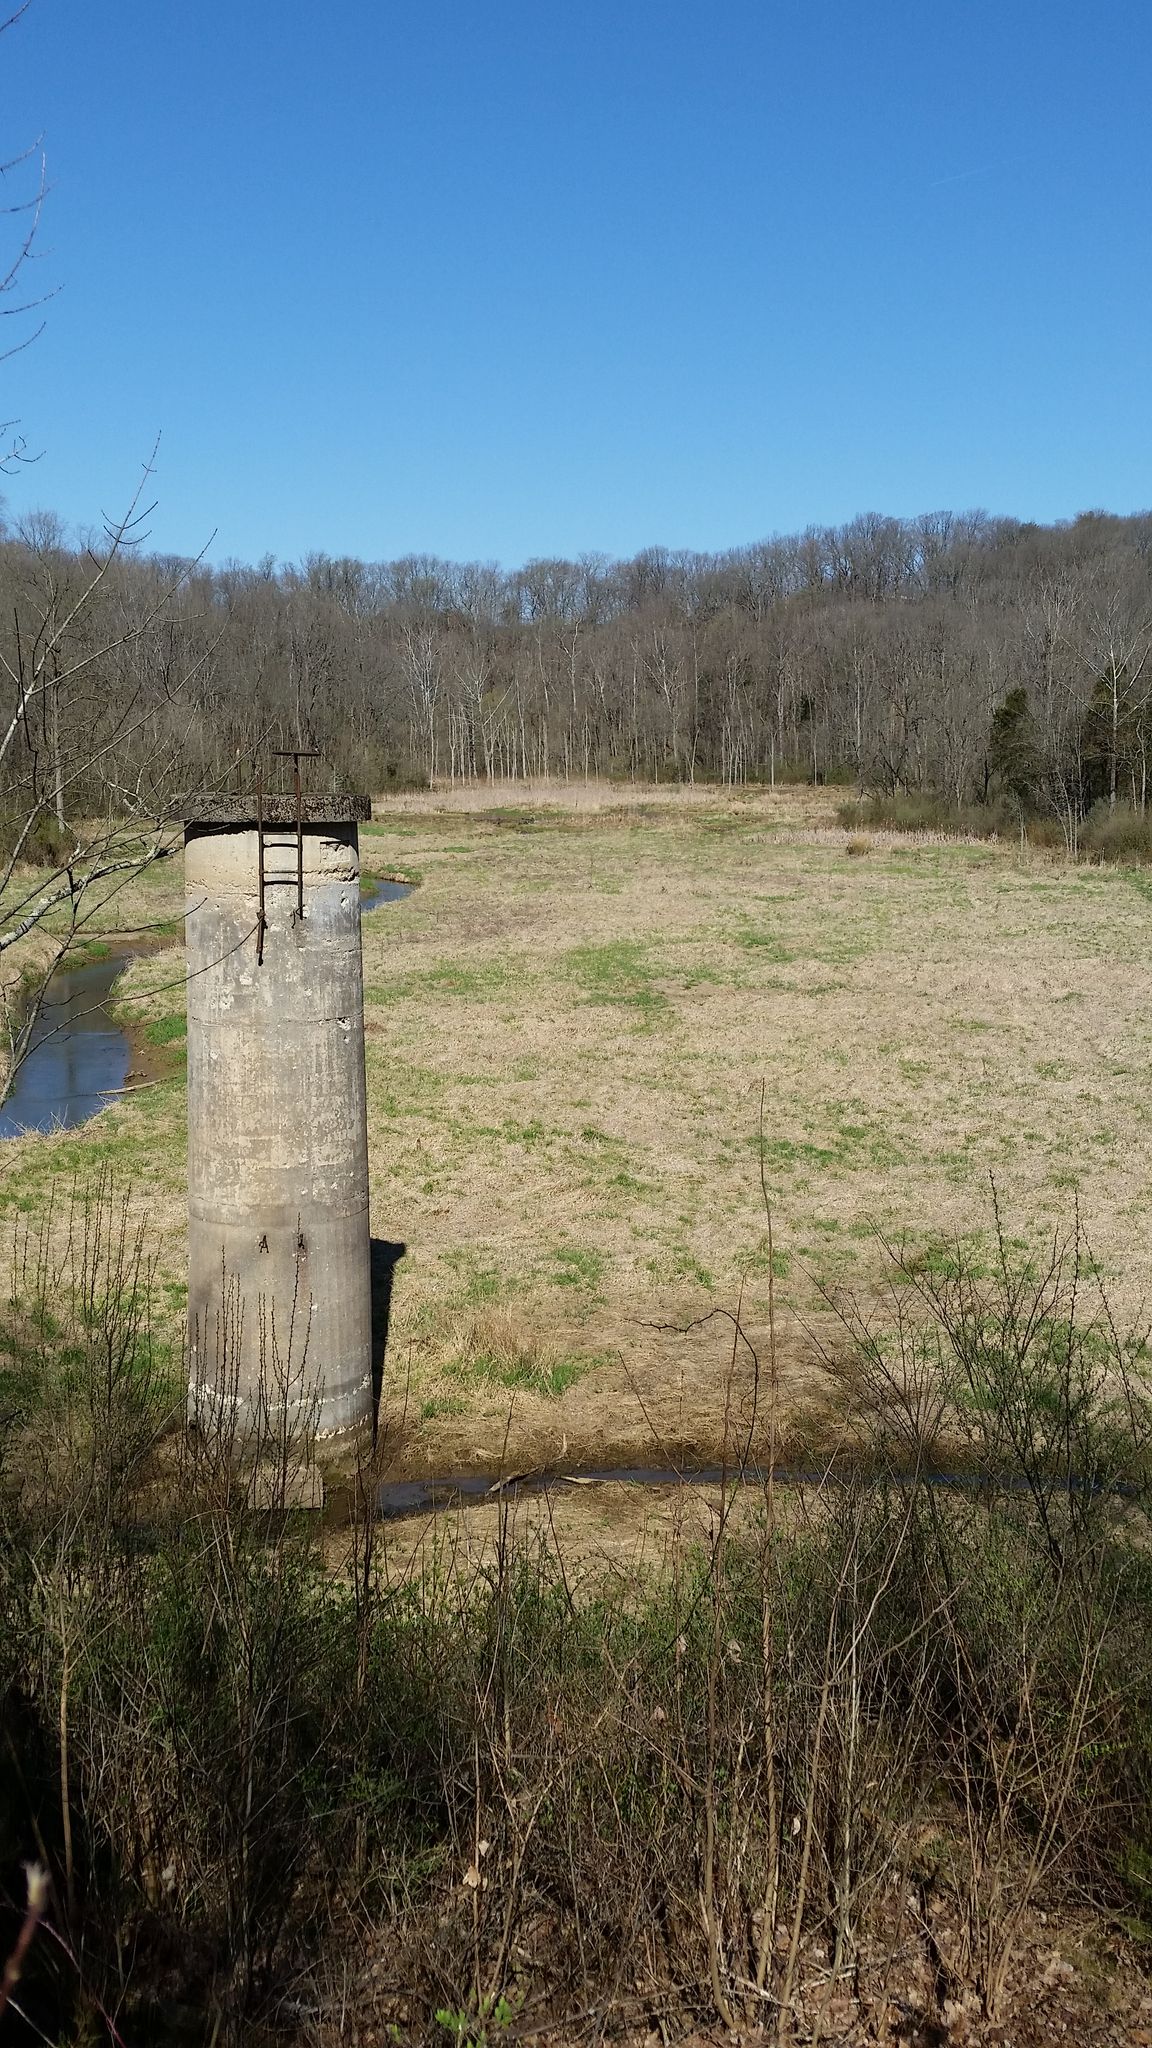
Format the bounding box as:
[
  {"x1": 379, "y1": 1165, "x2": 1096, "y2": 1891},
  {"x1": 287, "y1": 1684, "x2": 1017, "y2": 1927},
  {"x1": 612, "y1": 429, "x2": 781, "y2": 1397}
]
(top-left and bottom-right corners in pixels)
[{"x1": 927, "y1": 151, "x2": 1034, "y2": 190}]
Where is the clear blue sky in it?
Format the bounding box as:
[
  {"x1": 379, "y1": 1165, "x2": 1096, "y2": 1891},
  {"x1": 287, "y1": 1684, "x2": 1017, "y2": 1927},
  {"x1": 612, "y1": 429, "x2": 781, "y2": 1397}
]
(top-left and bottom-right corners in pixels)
[{"x1": 3, "y1": 0, "x2": 1149, "y2": 566}]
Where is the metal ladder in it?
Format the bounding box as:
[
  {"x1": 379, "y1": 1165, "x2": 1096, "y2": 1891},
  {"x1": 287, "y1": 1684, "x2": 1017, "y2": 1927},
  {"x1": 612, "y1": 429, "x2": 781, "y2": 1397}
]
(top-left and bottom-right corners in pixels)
[{"x1": 255, "y1": 747, "x2": 319, "y2": 964}]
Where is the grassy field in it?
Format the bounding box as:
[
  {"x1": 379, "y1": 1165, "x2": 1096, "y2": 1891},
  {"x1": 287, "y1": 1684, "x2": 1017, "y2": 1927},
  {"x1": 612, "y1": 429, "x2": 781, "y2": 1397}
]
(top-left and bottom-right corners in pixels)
[{"x1": 3, "y1": 782, "x2": 1150, "y2": 1480}]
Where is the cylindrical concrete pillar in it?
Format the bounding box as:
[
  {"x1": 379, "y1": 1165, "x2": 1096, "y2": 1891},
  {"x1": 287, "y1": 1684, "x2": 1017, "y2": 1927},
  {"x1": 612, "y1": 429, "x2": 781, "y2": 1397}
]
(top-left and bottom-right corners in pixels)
[{"x1": 173, "y1": 795, "x2": 373, "y2": 1437}]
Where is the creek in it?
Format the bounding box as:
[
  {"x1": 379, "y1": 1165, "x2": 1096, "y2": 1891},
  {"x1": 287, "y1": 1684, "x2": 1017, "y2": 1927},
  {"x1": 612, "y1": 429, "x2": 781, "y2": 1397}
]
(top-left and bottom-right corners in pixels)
[
  {"x1": 364, "y1": 1462, "x2": 1113, "y2": 1522},
  {"x1": 0, "y1": 953, "x2": 133, "y2": 1139}
]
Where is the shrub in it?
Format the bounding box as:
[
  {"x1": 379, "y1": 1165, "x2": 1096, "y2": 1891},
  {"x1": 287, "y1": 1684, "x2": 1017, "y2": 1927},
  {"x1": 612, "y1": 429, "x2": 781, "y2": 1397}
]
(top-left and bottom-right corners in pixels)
[
  {"x1": 836, "y1": 790, "x2": 1067, "y2": 849},
  {"x1": 836, "y1": 791, "x2": 1018, "y2": 837},
  {"x1": 1080, "y1": 799, "x2": 1152, "y2": 863},
  {"x1": 0, "y1": 806, "x2": 71, "y2": 867}
]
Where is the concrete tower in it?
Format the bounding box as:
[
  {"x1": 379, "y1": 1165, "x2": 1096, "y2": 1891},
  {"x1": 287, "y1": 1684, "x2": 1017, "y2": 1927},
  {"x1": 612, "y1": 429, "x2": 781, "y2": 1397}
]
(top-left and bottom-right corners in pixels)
[{"x1": 173, "y1": 792, "x2": 373, "y2": 1437}]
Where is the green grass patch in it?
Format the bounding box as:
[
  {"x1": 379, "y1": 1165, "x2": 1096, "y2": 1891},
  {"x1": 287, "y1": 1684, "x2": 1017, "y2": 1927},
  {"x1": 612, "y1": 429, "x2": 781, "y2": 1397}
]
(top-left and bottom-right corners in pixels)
[
  {"x1": 420, "y1": 1393, "x2": 466, "y2": 1422},
  {"x1": 732, "y1": 916, "x2": 794, "y2": 962},
  {"x1": 144, "y1": 1013, "x2": 188, "y2": 1046},
  {"x1": 563, "y1": 941, "x2": 667, "y2": 1015},
  {"x1": 659, "y1": 1247, "x2": 715, "y2": 1289},
  {"x1": 367, "y1": 1058, "x2": 446, "y2": 1119},
  {"x1": 449, "y1": 1347, "x2": 595, "y2": 1399},
  {"x1": 361, "y1": 861, "x2": 422, "y2": 886},
  {"x1": 366, "y1": 958, "x2": 520, "y2": 1004},
  {"x1": 549, "y1": 1245, "x2": 606, "y2": 1291},
  {"x1": 440, "y1": 1251, "x2": 520, "y2": 1307},
  {"x1": 753, "y1": 1111, "x2": 902, "y2": 1180},
  {"x1": 735, "y1": 1242, "x2": 791, "y2": 1280}
]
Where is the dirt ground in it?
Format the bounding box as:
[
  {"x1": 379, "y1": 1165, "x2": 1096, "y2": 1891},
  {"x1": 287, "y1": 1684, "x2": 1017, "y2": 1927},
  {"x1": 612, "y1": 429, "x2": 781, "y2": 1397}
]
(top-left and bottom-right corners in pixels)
[
  {"x1": 4, "y1": 781, "x2": 1152, "y2": 1494},
  {"x1": 337, "y1": 1895, "x2": 1152, "y2": 2048}
]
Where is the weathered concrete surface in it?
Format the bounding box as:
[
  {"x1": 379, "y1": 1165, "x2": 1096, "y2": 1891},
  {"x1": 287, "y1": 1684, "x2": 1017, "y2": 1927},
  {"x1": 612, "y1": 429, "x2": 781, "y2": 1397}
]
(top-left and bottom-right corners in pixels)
[
  {"x1": 172, "y1": 794, "x2": 371, "y2": 826},
  {"x1": 184, "y1": 815, "x2": 372, "y2": 1436}
]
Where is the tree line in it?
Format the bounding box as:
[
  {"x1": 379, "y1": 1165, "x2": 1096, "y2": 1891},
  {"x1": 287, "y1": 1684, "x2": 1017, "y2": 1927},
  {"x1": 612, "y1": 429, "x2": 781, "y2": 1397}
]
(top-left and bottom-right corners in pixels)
[{"x1": 3, "y1": 502, "x2": 1152, "y2": 847}]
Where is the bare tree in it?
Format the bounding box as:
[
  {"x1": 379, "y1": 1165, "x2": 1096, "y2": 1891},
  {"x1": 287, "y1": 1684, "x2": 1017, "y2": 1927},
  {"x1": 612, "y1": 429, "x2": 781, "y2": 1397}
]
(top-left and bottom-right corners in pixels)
[
  {"x1": 1075, "y1": 587, "x2": 1152, "y2": 812},
  {"x1": 0, "y1": 3, "x2": 53, "y2": 473},
  {"x1": 0, "y1": 455, "x2": 218, "y2": 1076}
]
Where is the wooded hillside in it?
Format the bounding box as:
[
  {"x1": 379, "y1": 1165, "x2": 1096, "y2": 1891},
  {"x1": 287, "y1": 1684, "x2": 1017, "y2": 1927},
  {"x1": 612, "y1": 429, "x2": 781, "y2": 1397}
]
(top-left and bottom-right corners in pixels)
[{"x1": 5, "y1": 505, "x2": 1152, "y2": 841}]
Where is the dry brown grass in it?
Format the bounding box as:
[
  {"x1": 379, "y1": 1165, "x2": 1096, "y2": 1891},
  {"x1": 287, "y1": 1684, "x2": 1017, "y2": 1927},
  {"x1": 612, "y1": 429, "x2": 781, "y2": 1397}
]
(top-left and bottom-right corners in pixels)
[
  {"x1": 353, "y1": 782, "x2": 1152, "y2": 1475},
  {"x1": 5, "y1": 780, "x2": 1152, "y2": 1485},
  {"x1": 376, "y1": 774, "x2": 837, "y2": 820}
]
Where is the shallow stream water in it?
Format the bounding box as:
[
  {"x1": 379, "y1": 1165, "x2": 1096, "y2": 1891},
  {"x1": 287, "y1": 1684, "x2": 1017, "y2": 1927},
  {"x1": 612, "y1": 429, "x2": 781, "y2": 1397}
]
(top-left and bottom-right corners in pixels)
[
  {"x1": 362, "y1": 877, "x2": 412, "y2": 910},
  {"x1": 365, "y1": 1462, "x2": 1111, "y2": 1523},
  {"x1": 0, "y1": 954, "x2": 132, "y2": 1138},
  {"x1": 371, "y1": 1468, "x2": 749, "y2": 1520}
]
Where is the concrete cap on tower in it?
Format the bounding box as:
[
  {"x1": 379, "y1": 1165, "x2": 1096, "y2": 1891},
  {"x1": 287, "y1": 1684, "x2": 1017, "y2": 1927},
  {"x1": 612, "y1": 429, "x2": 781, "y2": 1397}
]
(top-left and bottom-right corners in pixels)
[{"x1": 169, "y1": 793, "x2": 371, "y2": 826}]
